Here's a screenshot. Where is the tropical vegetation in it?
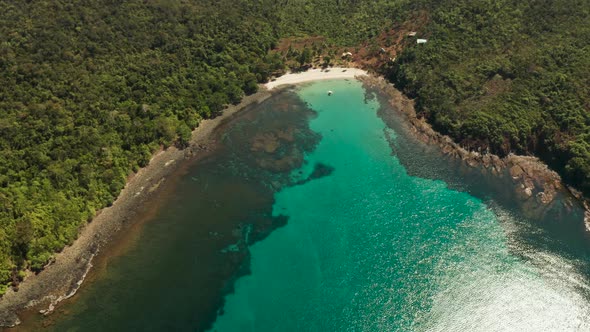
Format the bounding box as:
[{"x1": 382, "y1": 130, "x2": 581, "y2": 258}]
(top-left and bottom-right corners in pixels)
[{"x1": 0, "y1": 0, "x2": 589, "y2": 294}]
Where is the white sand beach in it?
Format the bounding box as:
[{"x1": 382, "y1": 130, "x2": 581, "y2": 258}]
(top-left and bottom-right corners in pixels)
[{"x1": 265, "y1": 67, "x2": 368, "y2": 90}]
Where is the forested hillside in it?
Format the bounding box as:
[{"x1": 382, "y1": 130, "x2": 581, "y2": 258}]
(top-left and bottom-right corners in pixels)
[
  {"x1": 1, "y1": 0, "x2": 589, "y2": 295},
  {"x1": 0, "y1": 0, "x2": 284, "y2": 294},
  {"x1": 389, "y1": 0, "x2": 590, "y2": 194},
  {"x1": 0, "y1": 0, "x2": 412, "y2": 295}
]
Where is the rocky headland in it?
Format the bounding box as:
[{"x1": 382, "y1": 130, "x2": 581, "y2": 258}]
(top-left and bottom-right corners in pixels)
[{"x1": 360, "y1": 75, "x2": 590, "y2": 226}]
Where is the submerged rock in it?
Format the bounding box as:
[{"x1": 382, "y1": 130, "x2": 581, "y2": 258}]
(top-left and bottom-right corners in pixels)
[
  {"x1": 251, "y1": 132, "x2": 281, "y2": 153},
  {"x1": 0, "y1": 311, "x2": 20, "y2": 327}
]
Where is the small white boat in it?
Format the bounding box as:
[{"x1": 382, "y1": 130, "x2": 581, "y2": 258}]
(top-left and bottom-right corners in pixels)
[{"x1": 327, "y1": 90, "x2": 333, "y2": 96}]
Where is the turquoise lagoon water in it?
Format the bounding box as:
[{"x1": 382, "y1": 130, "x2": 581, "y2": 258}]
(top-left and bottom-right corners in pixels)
[
  {"x1": 211, "y1": 80, "x2": 590, "y2": 331},
  {"x1": 42, "y1": 80, "x2": 590, "y2": 332}
]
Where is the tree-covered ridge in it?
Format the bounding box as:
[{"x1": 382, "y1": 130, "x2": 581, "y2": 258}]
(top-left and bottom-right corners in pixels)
[
  {"x1": 389, "y1": 0, "x2": 590, "y2": 193},
  {"x1": 0, "y1": 0, "x2": 284, "y2": 293},
  {"x1": 273, "y1": 0, "x2": 408, "y2": 45}
]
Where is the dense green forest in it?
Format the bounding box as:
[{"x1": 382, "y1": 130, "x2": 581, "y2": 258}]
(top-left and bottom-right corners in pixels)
[
  {"x1": 0, "y1": 0, "x2": 286, "y2": 294},
  {"x1": 389, "y1": 0, "x2": 590, "y2": 193},
  {"x1": 1, "y1": 0, "x2": 589, "y2": 295}
]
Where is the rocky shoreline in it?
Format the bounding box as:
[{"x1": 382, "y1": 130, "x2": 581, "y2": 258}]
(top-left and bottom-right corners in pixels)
[
  {"x1": 360, "y1": 75, "x2": 590, "y2": 227},
  {"x1": 0, "y1": 90, "x2": 272, "y2": 329}
]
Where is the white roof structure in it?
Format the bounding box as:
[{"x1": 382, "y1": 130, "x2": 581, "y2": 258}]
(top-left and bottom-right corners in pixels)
[{"x1": 417, "y1": 39, "x2": 428, "y2": 44}]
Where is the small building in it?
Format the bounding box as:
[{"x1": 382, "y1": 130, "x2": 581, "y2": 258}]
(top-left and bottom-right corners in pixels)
[
  {"x1": 416, "y1": 39, "x2": 428, "y2": 44},
  {"x1": 407, "y1": 31, "x2": 417, "y2": 37},
  {"x1": 341, "y1": 52, "x2": 353, "y2": 58}
]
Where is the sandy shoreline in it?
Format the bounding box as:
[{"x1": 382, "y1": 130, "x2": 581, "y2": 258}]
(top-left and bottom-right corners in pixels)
[{"x1": 265, "y1": 67, "x2": 367, "y2": 90}]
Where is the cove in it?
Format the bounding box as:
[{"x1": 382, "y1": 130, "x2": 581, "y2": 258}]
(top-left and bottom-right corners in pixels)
[
  {"x1": 211, "y1": 80, "x2": 590, "y2": 331},
  {"x1": 28, "y1": 79, "x2": 590, "y2": 331}
]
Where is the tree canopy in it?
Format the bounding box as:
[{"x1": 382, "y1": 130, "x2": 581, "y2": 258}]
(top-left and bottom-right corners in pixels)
[{"x1": 388, "y1": 0, "x2": 590, "y2": 194}]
